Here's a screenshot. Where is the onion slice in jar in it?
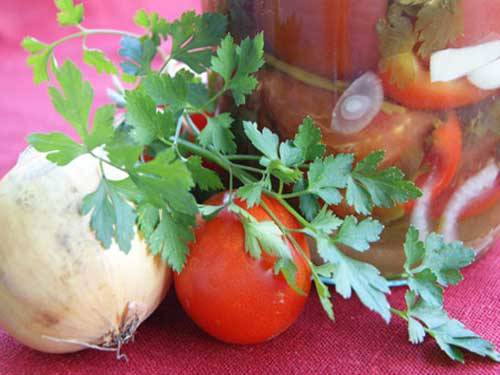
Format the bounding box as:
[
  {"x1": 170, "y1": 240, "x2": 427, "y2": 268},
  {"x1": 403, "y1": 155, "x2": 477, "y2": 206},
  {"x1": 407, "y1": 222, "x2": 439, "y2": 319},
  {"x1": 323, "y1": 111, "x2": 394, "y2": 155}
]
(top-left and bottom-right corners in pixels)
[
  {"x1": 331, "y1": 72, "x2": 383, "y2": 134},
  {"x1": 430, "y1": 40, "x2": 500, "y2": 83},
  {"x1": 410, "y1": 175, "x2": 435, "y2": 239},
  {"x1": 467, "y1": 58, "x2": 500, "y2": 90},
  {"x1": 441, "y1": 162, "x2": 499, "y2": 242}
]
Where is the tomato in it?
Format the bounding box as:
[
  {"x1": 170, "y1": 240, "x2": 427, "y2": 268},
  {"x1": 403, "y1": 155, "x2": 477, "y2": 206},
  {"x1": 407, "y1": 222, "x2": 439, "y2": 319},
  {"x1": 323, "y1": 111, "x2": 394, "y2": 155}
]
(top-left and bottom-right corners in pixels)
[
  {"x1": 189, "y1": 113, "x2": 209, "y2": 130},
  {"x1": 255, "y1": 0, "x2": 387, "y2": 79},
  {"x1": 174, "y1": 192, "x2": 311, "y2": 344},
  {"x1": 379, "y1": 54, "x2": 494, "y2": 110},
  {"x1": 451, "y1": 0, "x2": 500, "y2": 47}
]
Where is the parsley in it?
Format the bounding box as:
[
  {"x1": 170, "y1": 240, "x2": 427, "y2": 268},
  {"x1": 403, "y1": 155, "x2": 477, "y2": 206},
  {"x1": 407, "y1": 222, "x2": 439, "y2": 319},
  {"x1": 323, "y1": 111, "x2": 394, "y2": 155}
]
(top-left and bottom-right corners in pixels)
[
  {"x1": 119, "y1": 36, "x2": 157, "y2": 76},
  {"x1": 81, "y1": 178, "x2": 136, "y2": 252},
  {"x1": 393, "y1": 227, "x2": 500, "y2": 362},
  {"x1": 169, "y1": 12, "x2": 227, "y2": 73},
  {"x1": 198, "y1": 113, "x2": 237, "y2": 154},
  {"x1": 55, "y1": 0, "x2": 84, "y2": 26},
  {"x1": 211, "y1": 33, "x2": 265, "y2": 105},
  {"x1": 83, "y1": 49, "x2": 117, "y2": 75}
]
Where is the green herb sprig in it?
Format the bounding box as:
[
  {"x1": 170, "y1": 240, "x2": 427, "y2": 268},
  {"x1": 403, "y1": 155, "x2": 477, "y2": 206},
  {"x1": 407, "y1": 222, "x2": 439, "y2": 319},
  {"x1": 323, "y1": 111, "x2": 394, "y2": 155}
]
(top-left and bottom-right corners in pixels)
[{"x1": 23, "y1": 0, "x2": 499, "y2": 363}]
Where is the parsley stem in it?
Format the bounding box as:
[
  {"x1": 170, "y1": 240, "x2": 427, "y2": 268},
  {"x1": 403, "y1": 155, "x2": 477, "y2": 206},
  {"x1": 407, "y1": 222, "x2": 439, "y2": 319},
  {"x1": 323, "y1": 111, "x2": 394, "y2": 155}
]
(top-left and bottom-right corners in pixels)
[
  {"x1": 230, "y1": 163, "x2": 264, "y2": 174},
  {"x1": 260, "y1": 199, "x2": 323, "y2": 290},
  {"x1": 386, "y1": 273, "x2": 409, "y2": 281},
  {"x1": 278, "y1": 180, "x2": 284, "y2": 195},
  {"x1": 279, "y1": 190, "x2": 307, "y2": 199},
  {"x1": 390, "y1": 307, "x2": 408, "y2": 320},
  {"x1": 89, "y1": 151, "x2": 128, "y2": 174},
  {"x1": 226, "y1": 155, "x2": 261, "y2": 161},
  {"x1": 50, "y1": 29, "x2": 140, "y2": 49},
  {"x1": 267, "y1": 193, "x2": 314, "y2": 230}
]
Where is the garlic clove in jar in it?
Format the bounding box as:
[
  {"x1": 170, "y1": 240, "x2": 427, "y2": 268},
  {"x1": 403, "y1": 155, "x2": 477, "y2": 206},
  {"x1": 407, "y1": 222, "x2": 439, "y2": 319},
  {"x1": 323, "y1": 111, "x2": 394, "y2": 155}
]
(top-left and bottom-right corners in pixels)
[
  {"x1": 0, "y1": 149, "x2": 171, "y2": 355},
  {"x1": 331, "y1": 72, "x2": 384, "y2": 134},
  {"x1": 430, "y1": 40, "x2": 500, "y2": 83},
  {"x1": 467, "y1": 58, "x2": 500, "y2": 90}
]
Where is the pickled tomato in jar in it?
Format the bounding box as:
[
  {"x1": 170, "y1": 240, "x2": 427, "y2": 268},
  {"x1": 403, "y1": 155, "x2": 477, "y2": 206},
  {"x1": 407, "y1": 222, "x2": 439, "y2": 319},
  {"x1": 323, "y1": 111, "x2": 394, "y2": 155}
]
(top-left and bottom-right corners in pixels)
[{"x1": 203, "y1": 0, "x2": 500, "y2": 274}]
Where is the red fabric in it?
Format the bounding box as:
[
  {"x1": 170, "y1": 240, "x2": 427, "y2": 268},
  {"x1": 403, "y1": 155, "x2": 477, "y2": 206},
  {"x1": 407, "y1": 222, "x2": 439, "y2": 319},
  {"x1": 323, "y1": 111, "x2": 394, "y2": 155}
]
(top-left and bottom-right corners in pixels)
[{"x1": 0, "y1": 1, "x2": 499, "y2": 374}]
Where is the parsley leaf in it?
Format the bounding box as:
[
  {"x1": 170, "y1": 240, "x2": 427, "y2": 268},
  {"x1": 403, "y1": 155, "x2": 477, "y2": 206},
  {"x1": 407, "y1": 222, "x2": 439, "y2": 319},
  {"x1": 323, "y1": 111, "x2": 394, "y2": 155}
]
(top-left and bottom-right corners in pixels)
[
  {"x1": 314, "y1": 231, "x2": 390, "y2": 322},
  {"x1": 49, "y1": 60, "x2": 93, "y2": 140},
  {"x1": 119, "y1": 36, "x2": 157, "y2": 76},
  {"x1": 83, "y1": 49, "x2": 117, "y2": 75},
  {"x1": 21, "y1": 37, "x2": 47, "y2": 54},
  {"x1": 293, "y1": 117, "x2": 326, "y2": 161},
  {"x1": 295, "y1": 179, "x2": 320, "y2": 221},
  {"x1": 169, "y1": 11, "x2": 227, "y2": 73},
  {"x1": 86, "y1": 105, "x2": 115, "y2": 150},
  {"x1": 137, "y1": 203, "x2": 159, "y2": 239},
  {"x1": 211, "y1": 33, "x2": 264, "y2": 105},
  {"x1": 419, "y1": 233, "x2": 475, "y2": 287},
  {"x1": 133, "y1": 10, "x2": 169, "y2": 40},
  {"x1": 307, "y1": 154, "x2": 354, "y2": 205},
  {"x1": 309, "y1": 207, "x2": 343, "y2": 235},
  {"x1": 186, "y1": 156, "x2": 223, "y2": 191},
  {"x1": 141, "y1": 70, "x2": 209, "y2": 112},
  {"x1": 27, "y1": 50, "x2": 51, "y2": 84},
  {"x1": 148, "y1": 209, "x2": 195, "y2": 272},
  {"x1": 81, "y1": 178, "x2": 137, "y2": 252},
  {"x1": 237, "y1": 182, "x2": 264, "y2": 208},
  {"x1": 55, "y1": 0, "x2": 84, "y2": 26},
  {"x1": 347, "y1": 151, "x2": 421, "y2": 215},
  {"x1": 132, "y1": 150, "x2": 197, "y2": 215},
  {"x1": 335, "y1": 216, "x2": 384, "y2": 252},
  {"x1": 243, "y1": 121, "x2": 279, "y2": 160},
  {"x1": 125, "y1": 90, "x2": 176, "y2": 145},
  {"x1": 27, "y1": 132, "x2": 86, "y2": 166},
  {"x1": 105, "y1": 125, "x2": 143, "y2": 170},
  {"x1": 405, "y1": 292, "x2": 500, "y2": 363},
  {"x1": 403, "y1": 228, "x2": 475, "y2": 307},
  {"x1": 198, "y1": 113, "x2": 236, "y2": 154}
]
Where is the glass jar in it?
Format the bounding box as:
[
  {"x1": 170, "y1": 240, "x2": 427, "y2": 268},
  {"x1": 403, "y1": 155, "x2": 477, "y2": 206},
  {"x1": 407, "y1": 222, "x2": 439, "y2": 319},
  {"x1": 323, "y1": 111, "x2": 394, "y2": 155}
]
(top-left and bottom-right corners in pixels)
[{"x1": 203, "y1": 0, "x2": 500, "y2": 275}]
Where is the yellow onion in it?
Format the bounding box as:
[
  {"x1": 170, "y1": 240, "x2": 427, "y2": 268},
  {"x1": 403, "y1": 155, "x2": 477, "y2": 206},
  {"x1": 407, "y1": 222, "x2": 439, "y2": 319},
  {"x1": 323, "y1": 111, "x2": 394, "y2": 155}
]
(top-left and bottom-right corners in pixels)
[{"x1": 0, "y1": 148, "x2": 171, "y2": 356}]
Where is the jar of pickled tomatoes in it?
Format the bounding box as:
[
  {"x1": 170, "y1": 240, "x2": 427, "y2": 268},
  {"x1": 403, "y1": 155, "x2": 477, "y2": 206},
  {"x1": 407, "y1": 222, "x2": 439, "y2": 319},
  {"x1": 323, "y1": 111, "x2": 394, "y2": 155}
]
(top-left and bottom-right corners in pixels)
[{"x1": 203, "y1": 0, "x2": 500, "y2": 275}]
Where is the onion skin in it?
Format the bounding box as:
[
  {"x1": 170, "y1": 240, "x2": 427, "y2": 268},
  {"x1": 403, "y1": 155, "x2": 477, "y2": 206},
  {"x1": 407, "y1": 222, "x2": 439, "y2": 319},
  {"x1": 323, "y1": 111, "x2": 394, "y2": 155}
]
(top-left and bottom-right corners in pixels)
[{"x1": 0, "y1": 149, "x2": 171, "y2": 354}]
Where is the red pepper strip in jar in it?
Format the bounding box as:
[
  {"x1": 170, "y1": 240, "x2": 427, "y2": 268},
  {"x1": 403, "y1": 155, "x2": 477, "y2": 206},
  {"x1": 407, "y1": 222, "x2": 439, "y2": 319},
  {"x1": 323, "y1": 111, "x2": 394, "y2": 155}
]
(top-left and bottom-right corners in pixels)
[
  {"x1": 406, "y1": 112, "x2": 463, "y2": 212},
  {"x1": 379, "y1": 53, "x2": 495, "y2": 110}
]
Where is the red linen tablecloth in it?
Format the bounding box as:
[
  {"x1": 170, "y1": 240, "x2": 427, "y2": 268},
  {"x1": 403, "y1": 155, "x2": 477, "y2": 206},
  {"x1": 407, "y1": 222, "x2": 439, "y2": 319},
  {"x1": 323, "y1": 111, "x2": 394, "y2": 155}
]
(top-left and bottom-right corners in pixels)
[{"x1": 0, "y1": 1, "x2": 499, "y2": 374}]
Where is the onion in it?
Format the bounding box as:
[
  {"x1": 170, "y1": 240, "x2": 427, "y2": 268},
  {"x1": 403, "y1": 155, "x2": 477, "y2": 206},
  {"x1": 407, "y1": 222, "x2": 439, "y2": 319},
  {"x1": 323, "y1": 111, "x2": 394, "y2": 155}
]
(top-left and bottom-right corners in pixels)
[
  {"x1": 467, "y1": 58, "x2": 500, "y2": 90},
  {"x1": 441, "y1": 162, "x2": 499, "y2": 242},
  {"x1": 430, "y1": 40, "x2": 500, "y2": 83},
  {"x1": 331, "y1": 72, "x2": 383, "y2": 134},
  {"x1": 0, "y1": 149, "x2": 171, "y2": 356},
  {"x1": 410, "y1": 176, "x2": 435, "y2": 239}
]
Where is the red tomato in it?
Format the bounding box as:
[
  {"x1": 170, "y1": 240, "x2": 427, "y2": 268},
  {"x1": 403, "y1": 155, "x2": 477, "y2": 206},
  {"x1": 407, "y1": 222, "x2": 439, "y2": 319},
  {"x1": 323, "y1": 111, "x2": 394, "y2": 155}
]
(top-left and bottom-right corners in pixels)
[
  {"x1": 406, "y1": 112, "x2": 463, "y2": 212},
  {"x1": 379, "y1": 54, "x2": 494, "y2": 110},
  {"x1": 174, "y1": 192, "x2": 311, "y2": 344},
  {"x1": 451, "y1": 0, "x2": 500, "y2": 47},
  {"x1": 255, "y1": 0, "x2": 387, "y2": 79},
  {"x1": 189, "y1": 113, "x2": 209, "y2": 130}
]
